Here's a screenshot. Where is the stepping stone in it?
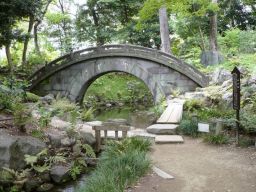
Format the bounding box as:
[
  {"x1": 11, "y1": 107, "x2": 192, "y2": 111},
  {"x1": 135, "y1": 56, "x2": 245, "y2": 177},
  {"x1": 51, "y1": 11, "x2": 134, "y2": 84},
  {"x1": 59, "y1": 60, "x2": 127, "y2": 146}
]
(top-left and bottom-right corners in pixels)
[
  {"x1": 128, "y1": 129, "x2": 156, "y2": 142},
  {"x1": 153, "y1": 166, "x2": 174, "y2": 179},
  {"x1": 155, "y1": 135, "x2": 184, "y2": 144},
  {"x1": 146, "y1": 124, "x2": 178, "y2": 135}
]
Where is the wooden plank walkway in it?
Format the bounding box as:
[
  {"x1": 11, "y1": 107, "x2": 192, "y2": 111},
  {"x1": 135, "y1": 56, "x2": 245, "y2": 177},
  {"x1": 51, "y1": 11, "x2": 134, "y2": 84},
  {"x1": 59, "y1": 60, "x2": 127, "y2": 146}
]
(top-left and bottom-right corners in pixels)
[{"x1": 157, "y1": 99, "x2": 185, "y2": 124}]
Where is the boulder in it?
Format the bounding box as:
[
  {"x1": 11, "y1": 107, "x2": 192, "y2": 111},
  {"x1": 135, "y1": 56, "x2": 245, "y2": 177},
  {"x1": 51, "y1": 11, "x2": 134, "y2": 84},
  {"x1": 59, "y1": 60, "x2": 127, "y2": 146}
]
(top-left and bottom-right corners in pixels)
[
  {"x1": 50, "y1": 165, "x2": 71, "y2": 183},
  {"x1": 50, "y1": 116, "x2": 71, "y2": 130},
  {"x1": 211, "y1": 68, "x2": 232, "y2": 85},
  {"x1": 46, "y1": 129, "x2": 68, "y2": 148},
  {"x1": 79, "y1": 132, "x2": 96, "y2": 145},
  {"x1": 61, "y1": 137, "x2": 76, "y2": 147},
  {"x1": 37, "y1": 183, "x2": 54, "y2": 192},
  {"x1": 40, "y1": 94, "x2": 54, "y2": 104},
  {"x1": 24, "y1": 176, "x2": 44, "y2": 192},
  {"x1": 184, "y1": 92, "x2": 206, "y2": 100},
  {"x1": 0, "y1": 131, "x2": 46, "y2": 170}
]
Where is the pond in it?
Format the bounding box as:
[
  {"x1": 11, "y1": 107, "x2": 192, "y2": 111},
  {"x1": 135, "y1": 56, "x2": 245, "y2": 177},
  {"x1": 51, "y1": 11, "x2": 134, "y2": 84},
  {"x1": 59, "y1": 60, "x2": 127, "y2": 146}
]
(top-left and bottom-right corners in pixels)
[
  {"x1": 52, "y1": 105, "x2": 156, "y2": 192},
  {"x1": 94, "y1": 105, "x2": 156, "y2": 129}
]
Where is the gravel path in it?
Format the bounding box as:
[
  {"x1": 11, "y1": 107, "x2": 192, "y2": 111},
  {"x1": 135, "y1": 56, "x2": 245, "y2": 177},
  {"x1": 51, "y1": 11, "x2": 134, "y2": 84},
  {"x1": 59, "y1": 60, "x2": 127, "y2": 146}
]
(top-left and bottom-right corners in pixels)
[{"x1": 129, "y1": 137, "x2": 256, "y2": 192}]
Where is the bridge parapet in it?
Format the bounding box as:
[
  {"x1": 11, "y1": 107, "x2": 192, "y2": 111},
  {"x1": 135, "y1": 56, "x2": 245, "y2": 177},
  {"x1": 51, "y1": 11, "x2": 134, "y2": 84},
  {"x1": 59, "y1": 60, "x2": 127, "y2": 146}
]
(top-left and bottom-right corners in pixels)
[{"x1": 29, "y1": 44, "x2": 208, "y2": 90}]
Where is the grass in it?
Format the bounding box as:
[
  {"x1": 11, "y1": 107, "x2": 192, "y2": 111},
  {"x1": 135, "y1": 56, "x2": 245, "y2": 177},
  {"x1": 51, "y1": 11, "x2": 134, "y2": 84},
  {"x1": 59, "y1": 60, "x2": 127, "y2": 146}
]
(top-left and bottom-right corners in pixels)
[
  {"x1": 203, "y1": 134, "x2": 229, "y2": 145},
  {"x1": 77, "y1": 137, "x2": 152, "y2": 192}
]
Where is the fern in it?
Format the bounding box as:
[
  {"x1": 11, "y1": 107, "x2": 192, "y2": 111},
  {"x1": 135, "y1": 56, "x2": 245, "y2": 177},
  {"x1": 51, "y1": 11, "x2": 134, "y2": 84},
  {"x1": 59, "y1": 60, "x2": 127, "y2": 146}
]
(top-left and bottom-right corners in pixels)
[{"x1": 81, "y1": 144, "x2": 96, "y2": 158}]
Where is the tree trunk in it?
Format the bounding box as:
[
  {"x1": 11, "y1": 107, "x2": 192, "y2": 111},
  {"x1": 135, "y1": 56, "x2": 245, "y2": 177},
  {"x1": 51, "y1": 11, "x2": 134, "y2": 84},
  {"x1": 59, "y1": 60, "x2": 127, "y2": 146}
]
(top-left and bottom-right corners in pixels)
[
  {"x1": 22, "y1": 15, "x2": 34, "y2": 66},
  {"x1": 34, "y1": 20, "x2": 41, "y2": 55},
  {"x1": 159, "y1": 6, "x2": 171, "y2": 54},
  {"x1": 5, "y1": 44, "x2": 13, "y2": 74},
  {"x1": 209, "y1": 0, "x2": 218, "y2": 52}
]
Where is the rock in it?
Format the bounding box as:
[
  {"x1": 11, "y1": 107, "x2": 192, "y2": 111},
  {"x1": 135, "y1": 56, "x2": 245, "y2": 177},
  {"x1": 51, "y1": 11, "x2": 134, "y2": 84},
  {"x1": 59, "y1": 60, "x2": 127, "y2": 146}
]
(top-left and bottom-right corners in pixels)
[
  {"x1": 222, "y1": 92, "x2": 233, "y2": 106},
  {"x1": 221, "y1": 79, "x2": 232, "y2": 88},
  {"x1": 85, "y1": 158, "x2": 98, "y2": 166},
  {"x1": 106, "y1": 103, "x2": 112, "y2": 107},
  {"x1": 248, "y1": 75, "x2": 256, "y2": 85},
  {"x1": 50, "y1": 116, "x2": 71, "y2": 130},
  {"x1": 211, "y1": 68, "x2": 232, "y2": 85},
  {"x1": 50, "y1": 165, "x2": 71, "y2": 183},
  {"x1": 61, "y1": 137, "x2": 76, "y2": 147},
  {"x1": 76, "y1": 123, "x2": 94, "y2": 134},
  {"x1": 40, "y1": 94, "x2": 54, "y2": 104},
  {"x1": 37, "y1": 183, "x2": 54, "y2": 192},
  {"x1": 47, "y1": 129, "x2": 68, "y2": 148},
  {"x1": 0, "y1": 131, "x2": 46, "y2": 170},
  {"x1": 155, "y1": 135, "x2": 184, "y2": 144},
  {"x1": 31, "y1": 110, "x2": 41, "y2": 120},
  {"x1": 200, "y1": 51, "x2": 224, "y2": 66},
  {"x1": 146, "y1": 124, "x2": 178, "y2": 135},
  {"x1": 79, "y1": 132, "x2": 96, "y2": 145},
  {"x1": 184, "y1": 92, "x2": 206, "y2": 99},
  {"x1": 24, "y1": 177, "x2": 44, "y2": 192}
]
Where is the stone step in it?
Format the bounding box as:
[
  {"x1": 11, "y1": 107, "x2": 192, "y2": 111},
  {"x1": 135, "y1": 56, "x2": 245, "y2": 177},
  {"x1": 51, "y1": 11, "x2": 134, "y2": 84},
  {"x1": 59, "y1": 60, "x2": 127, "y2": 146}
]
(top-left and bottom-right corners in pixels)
[
  {"x1": 155, "y1": 135, "x2": 184, "y2": 144},
  {"x1": 146, "y1": 124, "x2": 178, "y2": 135}
]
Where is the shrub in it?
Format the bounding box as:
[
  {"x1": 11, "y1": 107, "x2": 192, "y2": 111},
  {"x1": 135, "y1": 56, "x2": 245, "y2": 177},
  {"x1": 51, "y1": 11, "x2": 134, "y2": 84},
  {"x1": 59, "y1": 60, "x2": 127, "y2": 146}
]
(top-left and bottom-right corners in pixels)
[
  {"x1": 203, "y1": 134, "x2": 229, "y2": 145},
  {"x1": 240, "y1": 110, "x2": 256, "y2": 134},
  {"x1": 238, "y1": 137, "x2": 255, "y2": 147},
  {"x1": 81, "y1": 108, "x2": 94, "y2": 122},
  {"x1": 77, "y1": 137, "x2": 151, "y2": 192},
  {"x1": 179, "y1": 118, "x2": 198, "y2": 137},
  {"x1": 13, "y1": 103, "x2": 31, "y2": 132},
  {"x1": 184, "y1": 99, "x2": 204, "y2": 112},
  {"x1": 25, "y1": 92, "x2": 40, "y2": 102},
  {"x1": 51, "y1": 97, "x2": 78, "y2": 113}
]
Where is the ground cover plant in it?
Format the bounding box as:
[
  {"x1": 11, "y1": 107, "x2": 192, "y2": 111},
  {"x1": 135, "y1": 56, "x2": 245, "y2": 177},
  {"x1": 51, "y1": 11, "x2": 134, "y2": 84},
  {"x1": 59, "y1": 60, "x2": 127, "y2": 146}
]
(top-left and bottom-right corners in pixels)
[{"x1": 77, "y1": 137, "x2": 152, "y2": 192}]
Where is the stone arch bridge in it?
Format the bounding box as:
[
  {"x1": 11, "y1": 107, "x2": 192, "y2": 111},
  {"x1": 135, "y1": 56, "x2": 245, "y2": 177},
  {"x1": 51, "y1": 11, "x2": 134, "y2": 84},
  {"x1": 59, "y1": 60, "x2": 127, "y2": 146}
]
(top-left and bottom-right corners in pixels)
[{"x1": 29, "y1": 44, "x2": 208, "y2": 103}]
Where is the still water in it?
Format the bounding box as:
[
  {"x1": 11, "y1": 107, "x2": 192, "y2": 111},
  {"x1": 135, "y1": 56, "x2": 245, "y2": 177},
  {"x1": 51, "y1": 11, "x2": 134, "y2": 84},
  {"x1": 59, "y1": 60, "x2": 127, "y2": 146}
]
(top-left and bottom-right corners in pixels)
[{"x1": 52, "y1": 106, "x2": 155, "y2": 192}]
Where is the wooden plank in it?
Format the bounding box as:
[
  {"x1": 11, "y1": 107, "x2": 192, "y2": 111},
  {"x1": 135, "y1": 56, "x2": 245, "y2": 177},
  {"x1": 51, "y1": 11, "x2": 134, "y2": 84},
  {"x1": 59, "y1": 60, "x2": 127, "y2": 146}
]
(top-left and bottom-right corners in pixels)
[{"x1": 157, "y1": 99, "x2": 185, "y2": 124}]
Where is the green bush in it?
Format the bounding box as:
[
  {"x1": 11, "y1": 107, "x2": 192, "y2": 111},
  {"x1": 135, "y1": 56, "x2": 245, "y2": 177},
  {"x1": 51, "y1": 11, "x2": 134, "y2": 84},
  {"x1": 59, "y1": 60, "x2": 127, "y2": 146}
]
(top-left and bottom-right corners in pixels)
[
  {"x1": 179, "y1": 118, "x2": 198, "y2": 137},
  {"x1": 203, "y1": 134, "x2": 229, "y2": 145},
  {"x1": 81, "y1": 108, "x2": 94, "y2": 122},
  {"x1": 240, "y1": 110, "x2": 256, "y2": 134},
  {"x1": 184, "y1": 99, "x2": 205, "y2": 112},
  {"x1": 77, "y1": 137, "x2": 151, "y2": 192},
  {"x1": 51, "y1": 97, "x2": 79, "y2": 114},
  {"x1": 238, "y1": 137, "x2": 255, "y2": 147},
  {"x1": 25, "y1": 92, "x2": 40, "y2": 102}
]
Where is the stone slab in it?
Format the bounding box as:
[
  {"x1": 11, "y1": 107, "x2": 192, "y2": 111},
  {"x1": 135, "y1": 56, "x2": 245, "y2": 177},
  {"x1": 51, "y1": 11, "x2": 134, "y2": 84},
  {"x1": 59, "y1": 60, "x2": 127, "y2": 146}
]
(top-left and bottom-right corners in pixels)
[
  {"x1": 155, "y1": 135, "x2": 184, "y2": 144},
  {"x1": 146, "y1": 124, "x2": 178, "y2": 135},
  {"x1": 153, "y1": 166, "x2": 174, "y2": 179}
]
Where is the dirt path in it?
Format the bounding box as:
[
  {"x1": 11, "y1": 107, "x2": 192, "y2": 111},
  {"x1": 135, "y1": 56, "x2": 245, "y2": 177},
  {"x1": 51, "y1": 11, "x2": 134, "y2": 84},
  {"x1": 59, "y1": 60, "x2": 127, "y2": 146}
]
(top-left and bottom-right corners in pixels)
[{"x1": 130, "y1": 137, "x2": 256, "y2": 192}]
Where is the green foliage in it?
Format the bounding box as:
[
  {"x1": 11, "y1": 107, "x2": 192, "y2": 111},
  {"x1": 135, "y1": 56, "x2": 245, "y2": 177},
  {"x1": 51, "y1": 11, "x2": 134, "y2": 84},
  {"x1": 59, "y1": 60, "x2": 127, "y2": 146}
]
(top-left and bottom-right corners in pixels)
[
  {"x1": 238, "y1": 137, "x2": 255, "y2": 147},
  {"x1": 25, "y1": 149, "x2": 67, "y2": 173},
  {"x1": 219, "y1": 28, "x2": 241, "y2": 54},
  {"x1": 70, "y1": 164, "x2": 83, "y2": 180},
  {"x1": 84, "y1": 73, "x2": 153, "y2": 107},
  {"x1": 77, "y1": 137, "x2": 151, "y2": 192},
  {"x1": 38, "y1": 108, "x2": 52, "y2": 128},
  {"x1": 25, "y1": 92, "x2": 40, "y2": 102},
  {"x1": 179, "y1": 118, "x2": 198, "y2": 137},
  {"x1": 30, "y1": 129, "x2": 45, "y2": 139},
  {"x1": 13, "y1": 103, "x2": 31, "y2": 132},
  {"x1": 203, "y1": 134, "x2": 229, "y2": 145},
  {"x1": 51, "y1": 97, "x2": 79, "y2": 113},
  {"x1": 81, "y1": 144, "x2": 96, "y2": 158},
  {"x1": 184, "y1": 99, "x2": 205, "y2": 113},
  {"x1": 81, "y1": 108, "x2": 94, "y2": 122},
  {"x1": 240, "y1": 110, "x2": 256, "y2": 134}
]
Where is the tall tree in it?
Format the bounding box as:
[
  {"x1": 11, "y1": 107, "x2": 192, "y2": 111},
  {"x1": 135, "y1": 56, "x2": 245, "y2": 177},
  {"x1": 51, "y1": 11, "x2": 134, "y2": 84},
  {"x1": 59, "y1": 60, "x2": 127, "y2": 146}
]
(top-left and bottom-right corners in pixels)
[{"x1": 159, "y1": 6, "x2": 171, "y2": 53}]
